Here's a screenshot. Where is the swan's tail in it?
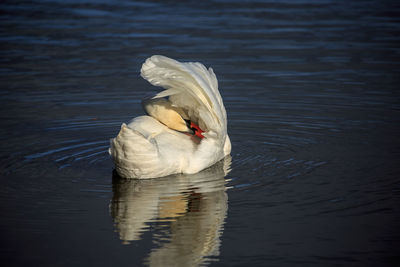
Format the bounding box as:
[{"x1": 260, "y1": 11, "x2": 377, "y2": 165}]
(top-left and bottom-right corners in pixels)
[
  {"x1": 140, "y1": 55, "x2": 227, "y2": 136},
  {"x1": 109, "y1": 123, "x2": 161, "y2": 178}
]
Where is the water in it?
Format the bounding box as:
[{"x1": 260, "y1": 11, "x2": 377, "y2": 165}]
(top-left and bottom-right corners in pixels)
[{"x1": 1, "y1": 0, "x2": 400, "y2": 266}]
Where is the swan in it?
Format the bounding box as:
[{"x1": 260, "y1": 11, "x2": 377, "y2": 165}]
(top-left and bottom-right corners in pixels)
[{"x1": 109, "y1": 55, "x2": 231, "y2": 179}]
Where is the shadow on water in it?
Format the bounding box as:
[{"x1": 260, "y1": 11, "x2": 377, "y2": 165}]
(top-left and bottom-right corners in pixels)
[{"x1": 110, "y1": 156, "x2": 231, "y2": 267}]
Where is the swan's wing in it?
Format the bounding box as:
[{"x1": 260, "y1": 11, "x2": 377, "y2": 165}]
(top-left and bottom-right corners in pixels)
[{"x1": 140, "y1": 55, "x2": 227, "y2": 136}]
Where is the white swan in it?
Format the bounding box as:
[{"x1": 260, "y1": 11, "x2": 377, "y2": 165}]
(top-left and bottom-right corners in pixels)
[{"x1": 109, "y1": 55, "x2": 231, "y2": 179}]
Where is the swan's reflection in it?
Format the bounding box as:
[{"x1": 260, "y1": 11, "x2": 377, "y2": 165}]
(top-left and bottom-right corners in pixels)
[{"x1": 110, "y1": 156, "x2": 231, "y2": 266}]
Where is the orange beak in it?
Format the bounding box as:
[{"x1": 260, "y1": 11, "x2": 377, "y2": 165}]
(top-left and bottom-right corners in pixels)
[{"x1": 190, "y1": 121, "x2": 204, "y2": 139}]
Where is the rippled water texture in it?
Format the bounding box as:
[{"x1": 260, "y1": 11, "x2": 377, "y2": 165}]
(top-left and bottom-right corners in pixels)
[{"x1": 1, "y1": 0, "x2": 400, "y2": 266}]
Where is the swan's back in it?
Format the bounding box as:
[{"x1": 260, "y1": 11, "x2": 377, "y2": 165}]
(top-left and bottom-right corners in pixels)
[{"x1": 110, "y1": 116, "x2": 197, "y2": 178}]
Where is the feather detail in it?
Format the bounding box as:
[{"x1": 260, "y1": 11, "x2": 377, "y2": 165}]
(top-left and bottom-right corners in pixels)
[{"x1": 153, "y1": 88, "x2": 180, "y2": 99}]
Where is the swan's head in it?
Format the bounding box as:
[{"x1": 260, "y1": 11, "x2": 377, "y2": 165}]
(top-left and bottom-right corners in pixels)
[{"x1": 143, "y1": 97, "x2": 204, "y2": 139}]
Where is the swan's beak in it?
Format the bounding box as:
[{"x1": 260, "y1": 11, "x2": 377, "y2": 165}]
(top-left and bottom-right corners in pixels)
[
  {"x1": 185, "y1": 120, "x2": 204, "y2": 139},
  {"x1": 191, "y1": 122, "x2": 205, "y2": 139}
]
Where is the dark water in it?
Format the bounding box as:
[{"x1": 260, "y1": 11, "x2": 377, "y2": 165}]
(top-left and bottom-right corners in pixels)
[{"x1": 1, "y1": 0, "x2": 400, "y2": 266}]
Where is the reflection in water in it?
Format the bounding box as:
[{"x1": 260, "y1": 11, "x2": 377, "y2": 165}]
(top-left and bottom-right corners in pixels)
[{"x1": 110, "y1": 156, "x2": 231, "y2": 266}]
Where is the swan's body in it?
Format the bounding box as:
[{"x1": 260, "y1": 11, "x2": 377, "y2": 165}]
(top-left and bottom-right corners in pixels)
[{"x1": 109, "y1": 55, "x2": 231, "y2": 179}]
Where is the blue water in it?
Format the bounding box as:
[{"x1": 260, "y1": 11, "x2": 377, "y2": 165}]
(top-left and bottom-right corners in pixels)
[{"x1": 1, "y1": 0, "x2": 400, "y2": 266}]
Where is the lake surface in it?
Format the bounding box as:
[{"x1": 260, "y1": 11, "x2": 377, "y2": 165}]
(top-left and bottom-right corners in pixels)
[{"x1": 1, "y1": 0, "x2": 400, "y2": 266}]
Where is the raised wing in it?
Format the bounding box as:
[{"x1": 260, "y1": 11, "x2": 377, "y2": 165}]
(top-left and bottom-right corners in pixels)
[{"x1": 140, "y1": 55, "x2": 227, "y2": 137}]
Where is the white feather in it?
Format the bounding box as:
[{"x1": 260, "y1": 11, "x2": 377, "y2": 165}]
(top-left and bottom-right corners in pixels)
[{"x1": 110, "y1": 55, "x2": 231, "y2": 178}]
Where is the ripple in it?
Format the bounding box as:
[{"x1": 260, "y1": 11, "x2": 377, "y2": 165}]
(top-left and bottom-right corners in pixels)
[
  {"x1": 15, "y1": 115, "x2": 122, "y2": 171},
  {"x1": 229, "y1": 148, "x2": 327, "y2": 192}
]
